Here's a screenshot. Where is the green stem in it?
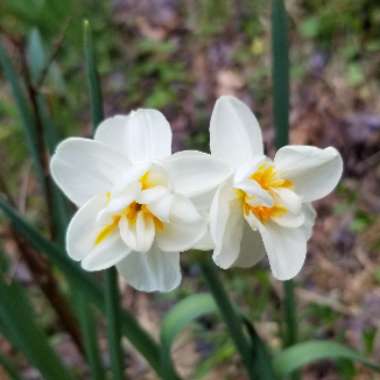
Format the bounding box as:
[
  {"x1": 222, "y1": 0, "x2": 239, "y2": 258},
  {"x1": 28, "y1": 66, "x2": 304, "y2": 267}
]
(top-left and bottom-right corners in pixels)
[
  {"x1": 198, "y1": 256, "x2": 255, "y2": 380},
  {"x1": 271, "y1": 1, "x2": 299, "y2": 379},
  {"x1": 76, "y1": 295, "x2": 105, "y2": 380},
  {"x1": 84, "y1": 19, "x2": 126, "y2": 379},
  {"x1": 104, "y1": 268, "x2": 125, "y2": 379}
]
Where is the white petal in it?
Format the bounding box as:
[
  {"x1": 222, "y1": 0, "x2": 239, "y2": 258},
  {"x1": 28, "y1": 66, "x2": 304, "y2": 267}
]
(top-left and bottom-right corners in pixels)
[
  {"x1": 235, "y1": 179, "x2": 273, "y2": 207},
  {"x1": 81, "y1": 235, "x2": 130, "y2": 271},
  {"x1": 117, "y1": 247, "x2": 181, "y2": 292},
  {"x1": 233, "y1": 156, "x2": 267, "y2": 184},
  {"x1": 125, "y1": 109, "x2": 172, "y2": 163},
  {"x1": 163, "y1": 150, "x2": 231, "y2": 197},
  {"x1": 212, "y1": 198, "x2": 245, "y2": 269},
  {"x1": 50, "y1": 138, "x2": 130, "y2": 206},
  {"x1": 192, "y1": 228, "x2": 215, "y2": 250},
  {"x1": 259, "y1": 222, "x2": 307, "y2": 281},
  {"x1": 301, "y1": 203, "x2": 316, "y2": 240},
  {"x1": 233, "y1": 224, "x2": 265, "y2": 268},
  {"x1": 272, "y1": 210, "x2": 305, "y2": 228},
  {"x1": 135, "y1": 212, "x2": 155, "y2": 253},
  {"x1": 66, "y1": 195, "x2": 105, "y2": 260},
  {"x1": 273, "y1": 188, "x2": 301, "y2": 214},
  {"x1": 210, "y1": 180, "x2": 245, "y2": 269},
  {"x1": 170, "y1": 195, "x2": 201, "y2": 224},
  {"x1": 94, "y1": 115, "x2": 130, "y2": 154},
  {"x1": 274, "y1": 145, "x2": 343, "y2": 202},
  {"x1": 156, "y1": 219, "x2": 207, "y2": 252},
  {"x1": 148, "y1": 193, "x2": 174, "y2": 222},
  {"x1": 210, "y1": 95, "x2": 264, "y2": 168},
  {"x1": 119, "y1": 216, "x2": 137, "y2": 250},
  {"x1": 139, "y1": 186, "x2": 169, "y2": 204}
]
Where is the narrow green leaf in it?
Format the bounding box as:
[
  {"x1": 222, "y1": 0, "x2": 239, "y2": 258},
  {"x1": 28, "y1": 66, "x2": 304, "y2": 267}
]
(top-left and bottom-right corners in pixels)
[
  {"x1": 198, "y1": 255, "x2": 256, "y2": 380},
  {"x1": 271, "y1": 0, "x2": 289, "y2": 148},
  {"x1": 273, "y1": 340, "x2": 380, "y2": 377},
  {"x1": 26, "y1": 28, "x2": 46, "y2": 83},
  {"x1": 83, "y1": 20, "x2": 125, "y2": 379},
  {"x1": 0, "y1": 351, "x2": 22, "y2": 380},
  {"x1": 0, "y1": 277, "x2": 76, "y2": 380},
  {"x1": 83, "y1": 20, "x2": 103, "y2": 130},
  {"x1": 271, "y1": 5, "x2": 299, "y2": 380},
  {"x1": 75, "y1": 294, "x2": 105, "y2": 380},
  {"x1": 242, "y1": 317, "x2": 277, "y2": 380},
  {"x1": 161, "y1": 294, "x2": 217, "y2": 380},
  {"x1": 0, "y1": 40, "x2": 44, "y2": 185},
  {"x1": 104, "y1": 268, "x2": 125, "y2": 379},
  {"x1": 0, "y1": 198, "x2": 161, "y2": 374}
]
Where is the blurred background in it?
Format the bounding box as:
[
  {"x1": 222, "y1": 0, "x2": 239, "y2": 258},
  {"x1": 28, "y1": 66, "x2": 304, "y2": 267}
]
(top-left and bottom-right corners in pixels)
[{"x1": 1, "y1": 0, "x2": 380, "y2": 379}]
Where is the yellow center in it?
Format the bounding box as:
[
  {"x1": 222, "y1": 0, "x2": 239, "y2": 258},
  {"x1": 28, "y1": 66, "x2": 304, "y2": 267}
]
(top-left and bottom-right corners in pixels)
[
  {"x1": 250, "y1": 162, "x2": 293, "y2": 191},
  {"x1": 94, "y1": 171, "x2": 164, "y2": 246},
  {"x1": 241, "y1": 163, "x2": 293, "y2": 223}
]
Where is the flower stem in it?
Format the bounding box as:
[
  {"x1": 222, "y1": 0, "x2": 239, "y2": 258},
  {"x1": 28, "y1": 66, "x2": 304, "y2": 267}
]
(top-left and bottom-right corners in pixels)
[
  {"x1": 271, "y1": 1, "x2": 300, "y2": 379},
  {"x1": 197, "y1": 255, "x2": 255, "y2": 380},
  {"x1": 76, "y1": 295, "x2": 105, "y2": 380},
  {"x1": 104, "y1": 268, "x2": 125, "y2": 379},
  {"x1": 84, "y1": 20, "x2": 126, "y2": 379}
]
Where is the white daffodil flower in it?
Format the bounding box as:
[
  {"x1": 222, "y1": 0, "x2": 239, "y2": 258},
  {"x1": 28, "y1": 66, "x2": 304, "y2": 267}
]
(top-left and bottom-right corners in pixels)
[
  {"x1": 209, "y1": 96, "x2": 343, "y2": 280},
  {"x1": 50, "y1": 109, "x2": 229, "y2": 292}
]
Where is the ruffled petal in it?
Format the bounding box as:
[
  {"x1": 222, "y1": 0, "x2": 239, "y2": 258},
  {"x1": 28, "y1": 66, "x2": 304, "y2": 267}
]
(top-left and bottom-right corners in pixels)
[
  {"x1": 125, "y1": 109, "x2": 172, "y2": 163},
  {"x1": 274, "y1": 145, "x2": 343, "y2": 202},
  {"x1": 163, "y1": 150, "x2": 231, "y2": 197},
  {"x1": 233, "y1": 224, "x2": 266, "y2": 268},
  {"x1": 259, "y1": 221, "x2": 307, "y2": 281},
  {"x1": 210, "y1": 95, "x2": 264, "y2": 168},
  {"x1": 50, "y1": 138, "x2": 130, "y2": 206},
  {"x1": 81, "y1": 235, "x2": 130, "y2": 271},
  {"x1": 117, "y1": 247, "x2": 181, "y2": 292},
  {"x1": 66, "y1": 195, "x2": 106, "y2": 261},
  {"x1": 210, "y1": 180, "x2": 245, "y2": 269}
]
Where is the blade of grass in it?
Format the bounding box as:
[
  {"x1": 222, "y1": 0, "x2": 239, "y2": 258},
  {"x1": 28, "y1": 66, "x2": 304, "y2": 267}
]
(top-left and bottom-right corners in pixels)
[
  {"x1": 0, "y1": 198, "x2": 162, "y2": 374},
  {"x1": 83, "y1": 19, "x2": 125, "y2": 379}
]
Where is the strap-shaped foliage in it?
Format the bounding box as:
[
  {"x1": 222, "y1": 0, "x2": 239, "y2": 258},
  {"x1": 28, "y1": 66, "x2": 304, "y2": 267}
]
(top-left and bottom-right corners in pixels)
[
  {"x1": 160, "y1": 294, "x2": 218, "y2": 379},
  {"x1": 0, "y1": 275, "x2": 76, "y2": 380},
  {"x1": 0, "y1": 198, "x2": 162, "y2": 374},
  {"x1": 273, "y1": 340, "x2": 380, "y2": 377}
]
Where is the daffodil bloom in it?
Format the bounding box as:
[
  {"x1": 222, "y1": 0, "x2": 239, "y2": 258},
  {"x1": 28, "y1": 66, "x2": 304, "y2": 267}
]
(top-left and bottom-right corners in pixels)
[
  {"x1": 50, "y1": 109, "x2": 228, "y2": 292},
  {"x1": 209, "y1": 96, "x2": 343, "y2": 280}
]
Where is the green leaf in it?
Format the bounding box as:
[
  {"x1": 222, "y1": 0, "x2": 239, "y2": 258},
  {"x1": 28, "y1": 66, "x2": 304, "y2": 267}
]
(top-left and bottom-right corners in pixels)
[
  {"x1": 26, "y1": 28, "x2": 46, "y2": 82},
  {"x1": 0, "y1": 40, "x2": 44, "y2": 185},
  {"x1": 242, "y1": 317, "x2": 277, "y2": 379},
  {"x1": 0, "y1": 276, "x2": 76, "y2": 380},
  {"x1": 0, "y1": 351, "x2": 22, "y2": 380},
  {"x1": 160, "y1": 294, "x2": 217, "y2": 379},
  {"x1": 83, "y1": 20, "x2": 125, "y2": 380},
  {"x1": 271, "y1": 0, "x2": 289, "y2": 149},
  {"x1": 83, "y1": 20, "x2": 104, "y2": 131},
  {"x1": 273, "y1": 340, "x2": 380, "y2": 377},
  {"x1": 0, "y1": 198, "x2": 161, "y2": 374}
]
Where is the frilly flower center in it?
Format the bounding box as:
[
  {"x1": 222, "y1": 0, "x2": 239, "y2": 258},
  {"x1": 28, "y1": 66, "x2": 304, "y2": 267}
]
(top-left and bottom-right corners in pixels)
[
  {"x1": 239, "y1": 163, "x2": 293, "y2": 224},
  {"x1": 94, "y1": 171, "x2": 164, "y2": 246}
]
